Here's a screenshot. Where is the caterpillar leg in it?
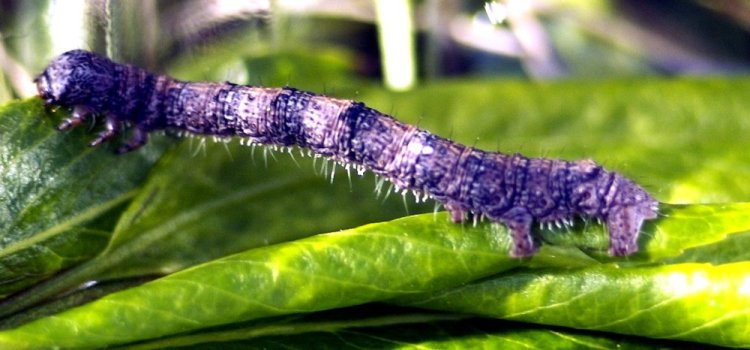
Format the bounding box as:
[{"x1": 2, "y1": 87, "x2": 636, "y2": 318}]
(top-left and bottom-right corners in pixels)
[
  {"x1": 606, "y1": 204, "x2": 656, "y2": 256},
  {"x1": 116, "y1": 127, "x2": 148, "y2": 154},
  {"x1": 444, "y1": 201, "x2": 466, "y2": 223},
  {"x1": 56, "y1": 106, "x2": 124, "y2": 149},
  {"x1": 89, "y1": 113, "x2": 120, "y2": 147},
  {"x1": 56, "y1": 105, "x2": 92, "y2": 131},
  {"x1": 496, "y1": 207, "x2": 537, "y2": 258}
]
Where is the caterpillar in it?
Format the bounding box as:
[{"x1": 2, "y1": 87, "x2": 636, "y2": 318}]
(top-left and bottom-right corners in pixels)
[{"x1": 35, "y1": 49, "x2": 659, "y2": 257}]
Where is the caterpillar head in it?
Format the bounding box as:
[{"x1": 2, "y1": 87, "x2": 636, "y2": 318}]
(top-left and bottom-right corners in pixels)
[{"x1": 35, "y1": 49, "x2": 117, "y2": 110}]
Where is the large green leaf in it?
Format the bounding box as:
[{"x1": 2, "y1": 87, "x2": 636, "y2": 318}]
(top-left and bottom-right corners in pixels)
[
  {"x1": 0, "y1": 99, "x2": 165, "y2": 297},
  {"x1": 0, "y1": 200, "x2": 747, "y2": 348},
  {"x1": 0, "y1": 214, "x2": 522, "y2": 349},
  {"x1": 396, "y1": 261, "x2": 750, "y2": 348},
  {"x1": 116, "y1": 305, "x2": 704, "y2": 350}
]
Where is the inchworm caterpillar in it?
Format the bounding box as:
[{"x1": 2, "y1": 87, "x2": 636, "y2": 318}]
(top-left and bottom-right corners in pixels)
[{"x1": 35, "y1": 50, "x2": 659, "y2": 257}]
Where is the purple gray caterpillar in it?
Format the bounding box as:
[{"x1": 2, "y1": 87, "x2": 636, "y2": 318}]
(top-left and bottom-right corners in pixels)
[{"x1": 35, "y1": 49, "x2": 659, "y2": 257}]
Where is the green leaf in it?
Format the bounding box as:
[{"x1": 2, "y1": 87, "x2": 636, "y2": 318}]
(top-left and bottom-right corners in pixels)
[
  {"x1": 647, "y1": 204, "x2": 750, "y2": 263},
  {"x1": 395, "y1": 261, "x2": 750, "y2": 348},
  {"x1": 0, "y1": 214, "x2": 522, "y2": 349},
  {"x1": 0, "y1": 199, "x2": 748, "y2": 348},
  {"x1": 0, "y1": 277, "x2": 152, "y2": 330},
  {"x1": 118, "y1": 305, "x2": 699, "y2": 350},
  {"x1": 0, "y1": 99, "x2": 165, "y2": 297}
]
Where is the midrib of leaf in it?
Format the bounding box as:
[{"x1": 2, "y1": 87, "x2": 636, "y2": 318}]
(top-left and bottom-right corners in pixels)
[
  {"x1": 500, "y1": 337, "x2": 542, "y2": 349},
  {"x1": 586, "y1": 279, "x2": 693, "y2": 331},
  {"x1": 394, "y1": 260, "x2": 750, "y2": 347},
  {"x1": 0, "y1": 190, "x2": 134, "y2": 258},
  {"x1": 549, "y1": 331, "x2": 611, "y2": 350},
  {"x1": 117, "y1": 313, "x2": 471, "y2": 350},
  {"x1": 659, "y1": 308, "x2": 750, "y2": 340},
  {"x1": 500, "y1": 279, "x2": 602, "y2": 319}
]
